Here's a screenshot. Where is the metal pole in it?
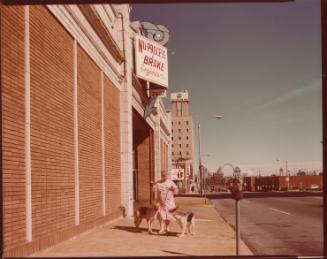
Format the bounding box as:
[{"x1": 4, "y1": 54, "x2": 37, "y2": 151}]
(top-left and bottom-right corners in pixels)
[
  {"x1": 198, "y1": 123, "x2": 202, "y2": 196},
  {"x1": 204, "y1": 168, "x2": 207, "y2": 204},
  {"x1": 236, "y1": 199, "x2": 240, "y2": 256},
  {"x1": 286, "y1": 160, "x2": 289, "y2": 191}
]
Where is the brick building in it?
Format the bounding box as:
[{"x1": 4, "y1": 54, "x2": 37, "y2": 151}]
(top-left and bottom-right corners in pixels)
[
  {"x1": 170, "y1": 90, "x2": 195, "y2": 191},
  {"x1": 1, "y1": 4, "x2": 171, "y2": 257},
  {"x1": 244, "y1": 175, "x2": 323, "y2": 192},
  {"x1": 205, "y1": 171, "x2": 226, "y2": 192}
]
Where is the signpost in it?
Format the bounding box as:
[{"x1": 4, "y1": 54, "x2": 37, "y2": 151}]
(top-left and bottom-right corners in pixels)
[{"x1": 171, "y1": 168, "x2": 185, "y2": 181}]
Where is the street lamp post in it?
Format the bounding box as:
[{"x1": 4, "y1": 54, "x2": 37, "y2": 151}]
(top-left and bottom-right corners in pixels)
[{"x1": 198, "y1": 115, "x2": 223, "y2": 201}]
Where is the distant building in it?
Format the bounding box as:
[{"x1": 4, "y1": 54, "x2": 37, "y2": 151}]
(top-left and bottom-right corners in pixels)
[
  {"x1": 206, "y1": 169, "x2": 226, "y2": 192},
  {"x1": 244, "y1": 175, "x2": 323, "y2": 192},
  {"x1": 170, "y1": 90, "x2": 195, "y2": 192}
]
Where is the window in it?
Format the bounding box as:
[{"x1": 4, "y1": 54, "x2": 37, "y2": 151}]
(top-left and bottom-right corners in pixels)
[
  {"x1": 179, "y1": 144, "x2": 181, "y2": 148},
  {"x1": 186, "y1": 144, "x2": 189, "y2": 147},
  {"x1": 186, "y1": 151, "x2": 189, "y2": 155},
  {"x1": 172, "y1": 137, "x2": 174, "y2": 141},
  {"x1": 179, "y1": 136, "x2": 181, "y2": 140},
  {"x1": 172, "y1": 152, "x2": 174, "y2": 156},
  {"x1": 172, "y1": 144, "x2": 174, "y2": 148},
  {"x1": 172, "y1": 129, "x2": 174, "y2": 133},
  {"x1": 186, "y1": 128, "x2": 189, "y2": 132},
  {"x1": 186, "y1": 121, "x2": 189, "y2": 125},
  {"x1": 186, "y1": 136, "x2": 189, "y2": 140},
  {"x1": 179, "y1": 151, "x2": 182, "y2": 155},
  {"x1": 178, "y1": 121, "x2": 181, "y2": 125},
  {"x1": 178, "y1": 129, "x2": 181, "y2": 133}
]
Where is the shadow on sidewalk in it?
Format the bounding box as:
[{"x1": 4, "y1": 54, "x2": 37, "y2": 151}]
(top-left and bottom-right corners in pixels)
[
  {"x1": 160, "y1": 250, "x2": 193, "y2": 256},
  {"x1": 113, "y1": 225, "x2": 143, "y2": 233},
  {"x1": 113, "y1": 226, "x2": 180, "y2": 237}
]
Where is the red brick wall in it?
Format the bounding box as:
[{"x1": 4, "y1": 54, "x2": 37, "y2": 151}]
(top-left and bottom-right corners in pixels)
[
  {"x1": 279, "y1": 175, "x2": 323, "y2": 189},
  {"x1": 77, "y1": 45, "x2": 103, "y2": 223},
  {"x1": 133, "y1": 112, "x2": 155, "y2": 204},
  {"x1": 137, "y1": 134, "x2": 151, "y2": 202},
  {"x1": 1, "y1": 5, "x2": 26, "y2": 251},
  {"x1": 2, "y1": 5, "x2": 122, "y2": 257},
  {"x1": 29, "y1": 5, "x2": 75, "y2": 240},
  {"x1": 104, "y1": 76, "x2": 121, "y2": 215}
]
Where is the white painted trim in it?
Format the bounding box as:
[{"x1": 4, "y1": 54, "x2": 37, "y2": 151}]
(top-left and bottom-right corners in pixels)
[
  {"x1": 93, "y1": 5, "x2": 118, "y2": 46},
  {"x1": 131, "y1": 88, "x2": 145, "y2": 116},
  {"x1": 146, "y1": 114, "x2": 156, "y2": 131},
  {"x1": 73, "y1": 40, "x2": 80, "y2": 226},
  {"x1": 24, "y1": 5, "x2": 32, "y2": 242},
  {"x1": 101, "y1": 72, "x2": 106, "y2": 217},
  {"x1": 67, "y1": 5, "x2": 121, "y2": 70},
  {"x1": 104, "y1": 5, "x2": 116, "y2": 22},
  {"x1": 160, "y1": 129, "x2": 170, "y2": 144},
  {"x1": 132, "y1": 90, "x2": 156, "y2": 130},
  {"x1": 46, "y1": 5, "x2": 123, "y2": 92}
]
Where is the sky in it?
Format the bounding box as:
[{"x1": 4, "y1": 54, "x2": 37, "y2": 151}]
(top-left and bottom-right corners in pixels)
[{"x1": 131, "y1": 0, "x2": 322, "y2": 176}]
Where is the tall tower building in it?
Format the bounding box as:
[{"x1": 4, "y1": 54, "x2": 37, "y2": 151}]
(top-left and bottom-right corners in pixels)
[{"x1": 170, "y1": 90, "x2": 194, "y2": 190}]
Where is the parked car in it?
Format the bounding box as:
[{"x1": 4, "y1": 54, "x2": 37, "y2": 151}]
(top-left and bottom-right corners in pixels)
[{"x1": 306, "y1": 184, "x2": 321, "y2": 191}]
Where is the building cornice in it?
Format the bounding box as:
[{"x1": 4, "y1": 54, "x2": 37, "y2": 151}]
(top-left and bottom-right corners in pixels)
[
  {"x1": 47, "y1": 5, "x2": 124, "y2": 91},
  {"x1": 78, "y1": 5, "x2": 124, "y2": 64}
]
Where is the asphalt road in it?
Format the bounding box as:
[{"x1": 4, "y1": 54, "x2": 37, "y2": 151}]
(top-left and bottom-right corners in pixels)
[{"x1": 211, "y1": 195, "x2": 323, "y2": 256}]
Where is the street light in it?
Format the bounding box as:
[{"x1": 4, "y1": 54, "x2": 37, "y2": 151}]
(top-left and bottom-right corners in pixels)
[{"x1": 198, "y1": 115, "x2": 223, "y2": 200}]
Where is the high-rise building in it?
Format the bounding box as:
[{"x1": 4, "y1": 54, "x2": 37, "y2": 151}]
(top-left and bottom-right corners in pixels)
[{"x1": 170, "y1": 90, "x2": 194, "y2": 191}]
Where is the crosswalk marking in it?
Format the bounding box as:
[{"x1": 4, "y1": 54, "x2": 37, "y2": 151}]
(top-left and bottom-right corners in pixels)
[{"x1": 269, "y1": 208, "x2": 291, "y2": 215}]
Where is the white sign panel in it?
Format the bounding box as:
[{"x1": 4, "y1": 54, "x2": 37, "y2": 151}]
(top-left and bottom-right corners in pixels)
[
  {"x1": 171, "y1": 91, "x2": 188, "y2": 101},
  {"x1": 135, "y1": 34, "x2": 168, "y2": 88},
  {"x1": 171, "y1": 168, "x2": 185, "y2": 181},
  {"x1": 150, "y1": 89, "x2": 167, "y2": 98}
]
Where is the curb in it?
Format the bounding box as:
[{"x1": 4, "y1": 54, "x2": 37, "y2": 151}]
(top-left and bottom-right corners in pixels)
[{"x1": 212, "y1": 201, "x2": 256, "y2": 255}]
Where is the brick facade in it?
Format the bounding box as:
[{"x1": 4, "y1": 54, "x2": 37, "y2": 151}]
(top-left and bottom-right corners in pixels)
[
  {"x1": 133, "y1": 110, "x2": 154, "y2": 205},
  {"x1": 30, "y1": 5, "x2": 75, "y2": 240},
  {"x1": 77, "y1": 44, "x2": 103, "y2": 224},
  {"x1": 2, "y1": 5, "x2": 26, "y2": 252},
  {"x1": 104, "y1": 76, "x2": 121, "y2": 216},
  {"x1": 1, "y1": 6, "x2": 122, "y2": 256}
]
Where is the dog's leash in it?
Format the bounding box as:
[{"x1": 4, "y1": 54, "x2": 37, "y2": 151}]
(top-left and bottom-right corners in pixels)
[{"x1": 163, "y1": 182, "x2": 177, "y2": 237}]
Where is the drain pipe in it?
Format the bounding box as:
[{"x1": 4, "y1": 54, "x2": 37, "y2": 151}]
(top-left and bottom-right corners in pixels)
[{"x1": 117, "y1": 11, "x2": 126, "y2": 80}]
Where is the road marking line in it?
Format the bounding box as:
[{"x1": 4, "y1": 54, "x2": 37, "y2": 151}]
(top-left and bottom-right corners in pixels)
[{"x1": 269, "y1": 208, "x2": 290, "y2": 215}]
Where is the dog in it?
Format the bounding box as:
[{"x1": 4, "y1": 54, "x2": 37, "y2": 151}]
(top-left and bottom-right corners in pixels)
[
  {"x1": 134, "y1": 203, "x2": 161, "y2": 234},
  {"x1": 173, "y1": 211, "x2": 195, "y2": 237}
]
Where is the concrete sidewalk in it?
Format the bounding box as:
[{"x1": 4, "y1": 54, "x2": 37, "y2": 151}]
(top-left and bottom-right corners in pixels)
[{"x1": 31, "y1": 197, "x2": 253, "y2": 257}]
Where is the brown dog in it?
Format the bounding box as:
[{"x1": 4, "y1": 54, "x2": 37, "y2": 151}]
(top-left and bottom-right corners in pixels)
[{"x1": 134, "y1": 203, "x2": 161, "y2": 234}]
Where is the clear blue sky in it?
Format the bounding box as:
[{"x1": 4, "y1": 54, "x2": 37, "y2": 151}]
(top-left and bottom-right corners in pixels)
[{"x1": 131, "y1": 0, "x2": 322, "y2": 175}]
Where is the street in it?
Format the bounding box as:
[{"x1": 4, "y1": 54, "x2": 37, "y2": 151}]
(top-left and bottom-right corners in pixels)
[{"x1": 211, "y1": 194, "x2": 323, "y2": 256}]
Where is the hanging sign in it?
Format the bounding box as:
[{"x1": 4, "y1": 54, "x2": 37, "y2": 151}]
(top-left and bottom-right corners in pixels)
[{"x1": 135, "y1": 34, "x2": 168, "y2": 88}]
